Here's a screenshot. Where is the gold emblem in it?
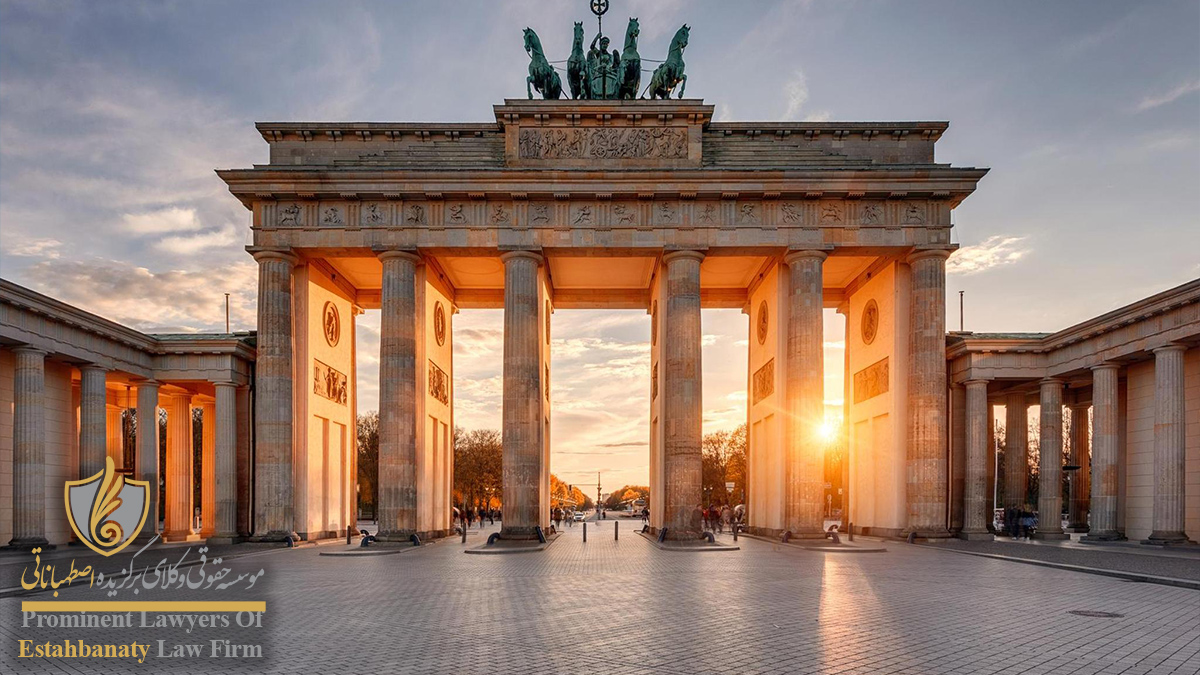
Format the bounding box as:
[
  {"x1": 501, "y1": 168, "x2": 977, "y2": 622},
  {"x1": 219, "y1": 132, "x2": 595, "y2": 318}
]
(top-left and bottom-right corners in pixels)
[
  {"x1": 64, "y1": 457, "x2": 150, "y2": 557},
  {"x1": 323, "y1": 301, "x2": 340, "y2": 347},
  {"x1": 862, "y1": 299, "x2": 879, "y2": 346},
  {"x1": 434, "y1": 301, "x2": 447, "y2": 346}
]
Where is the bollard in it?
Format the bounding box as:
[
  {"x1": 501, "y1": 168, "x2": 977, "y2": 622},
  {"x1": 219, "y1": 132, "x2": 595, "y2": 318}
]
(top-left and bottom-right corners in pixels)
[
  {"x1": 461, "y1": 524, "x2": 467, "y2": 544},
  {"x1": 487, "y1": 532, "x2": 501, "y2": 546},
  {"x1": 411, "y1": 533, "x2": 422, "y2": 547},
  {"x1": 732, "y1": 524, "x2": 738, "y2": 542},
  {"x1": 658, "y1": 527, "x2": 668, "y2": 543},
  {"x1": 906, "y1": 531, "x2": 916, "y2": 544},
  {"x1": 615, "y1": 521, "x2": 619, "y2": 541},
  {"x1": 583, "y1": 522, "x2": 587, "y2": 542},
  {"x1": 848, "y1": 521, "x2": 854, "y2": 542}
]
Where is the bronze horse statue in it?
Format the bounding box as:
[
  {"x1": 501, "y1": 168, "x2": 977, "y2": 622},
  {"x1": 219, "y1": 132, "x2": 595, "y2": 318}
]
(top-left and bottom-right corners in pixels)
[
  {"x1": 524, "y1": 27, "x2": 562, "y2": 99},
  {"x1": 567, "y1": 21, "x2": 590, "y2": 99},
  {"x1": 617, "y1": 18, "x2": 641, "y2": 100},
  {"x1": 647, "y1": 24, "x2": 688, "y2": 99}
]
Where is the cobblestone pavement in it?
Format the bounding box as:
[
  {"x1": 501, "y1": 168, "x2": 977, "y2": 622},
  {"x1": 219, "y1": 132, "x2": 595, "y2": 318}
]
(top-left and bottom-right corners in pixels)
[
  {"x1": 927, "y1": 537, "x2": 1200, "y2": 582},
  {"x1": 3, "y1": 521, "x2": 1199, "y2": 674}
]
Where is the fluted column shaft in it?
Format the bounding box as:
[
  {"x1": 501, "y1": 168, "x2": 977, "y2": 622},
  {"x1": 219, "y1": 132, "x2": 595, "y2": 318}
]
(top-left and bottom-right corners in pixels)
[
  {"x1": 1003, "y1": 392, "x2": 1028, "y2": 510},
  {"x1": 501, "y1": 251, "x2": 545, "y2": 538},
  {"x1": 136, "y1": 381, "x2": 161, "y2": 536},
  {"x1": 79, "y1": 365, "x2": 108, "y2": 479},
  {"x1": 1149, "y1": 345, "x2": 1189, "y2": 543},
  {"x1": 784, "y1": 250, "x2": 826, "y2": 537},
  {"x1": 906, "y1": 250, "x2": 952, "y2": 536},
  {"x1": 377, "y1": 250, "x2": 420, "y2": 538},
  {"x1": 950, "y1": 383, "x2": 967, "y2": 532},
  {"x1": 1085, "y1": 364, "x2": 1122, "y2": 540},
  {"x1": 200, "y1": 398, "x2": 216, "y2": 537},
  {"x1": 213, "y1": 382, "x2": 239, "y2": 540},
  {"x1": 1067, "y1": 404, "x2": 1090, "y2": 531},
  {"x1": 1035, "y1": 379, "x2": 1066, "y2": 538},
  {"x1": 962, "y1": 380, "x2": 992, "y2": 536},
  {"x1": 164, "y1": 393, "x2": 194, "y2": 540},
  {"x1": 106, "y1": 403, "x2": 124, "y2": 468},
  {"x1": 252, "y1": 250, "x2": 297, "y2": 539},
  {"x1": 659, "y1": 251, "x2": 705, "y2": 540},
  {"x1": 9, "y1": 346, "x2": 49, "y2": 548}
]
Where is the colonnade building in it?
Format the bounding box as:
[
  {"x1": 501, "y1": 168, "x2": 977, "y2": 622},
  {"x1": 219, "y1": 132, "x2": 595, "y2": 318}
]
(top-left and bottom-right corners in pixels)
[{"x1": 1, "y1": 99, "x2": 1197, "y2": 547}]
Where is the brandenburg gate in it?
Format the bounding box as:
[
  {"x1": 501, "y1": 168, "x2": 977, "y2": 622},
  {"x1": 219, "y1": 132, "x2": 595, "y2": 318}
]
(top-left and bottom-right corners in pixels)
[{"x1": 218, "y1": 98, "x2": 987, "y2": 542}]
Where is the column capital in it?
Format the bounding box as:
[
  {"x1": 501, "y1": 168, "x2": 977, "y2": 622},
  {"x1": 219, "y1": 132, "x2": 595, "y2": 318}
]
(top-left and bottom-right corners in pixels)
[
  {"x1": 964, "y1": 378, "x2": 992, "y2": 387},
  {"x1": 375, "y1": 248, "x2": 423, "y2": 265},
  {"x1": 211, "y1": 380, "x2": 238, "y2": 389},
  {"x1": 1039, "y1": 377, "x2": 1064, "y2": 386},
  {"x1": 905, "y1": 248, "x2": 954, "y2": 265},
  {"x1": 12, "y1": 345, "x2": 48, "y2": 356},
  {"x1": 499, "y1": 250, "x2": 544, "y2": 265},
  {"x1": 661, "y1": 249, "x2": 705, "y2": 264},
  {"x1": 249, "y1": 248, "x2": 299, "y2": 266},
  {"x1": 1151, "y1": 342, "x2": 1187, "y2": 356},
  {"x1": 1091, "y1": 362, "x2": 1121, "y2": 373},
  {"x1": 135, "y1": 377, "x2": 161, "y2": 388},
  {"x1": 784, "y1": 249, "x2": 828, "y2": 265}
]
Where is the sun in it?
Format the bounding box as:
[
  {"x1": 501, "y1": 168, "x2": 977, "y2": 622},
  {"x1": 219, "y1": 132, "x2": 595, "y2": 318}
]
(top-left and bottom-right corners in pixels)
[{"x1": 818, "y1": 417, "x2": 840, "y2": 444}]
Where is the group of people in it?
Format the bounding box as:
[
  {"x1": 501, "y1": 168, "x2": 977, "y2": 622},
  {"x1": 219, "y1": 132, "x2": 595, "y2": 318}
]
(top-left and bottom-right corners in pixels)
[
  {"x1": 700, "y1": 504, "x2": 741, "y2": 533},
  {"x1": 551, "y1": 507, "x2": 579, "y2": 529},
  {"x1": 1002, "y1": 507, "x2": 1038, "y2": 539},
  {"x1": 454, "y1": 507, "x2": 498, "y2": 531}
]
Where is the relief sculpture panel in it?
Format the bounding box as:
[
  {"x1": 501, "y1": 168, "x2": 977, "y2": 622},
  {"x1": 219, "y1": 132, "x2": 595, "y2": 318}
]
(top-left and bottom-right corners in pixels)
[
  {"x1": 313, "y1": 359, "x2": 348, "y2": 405},
  {"x1": 518, "y1": 127, "x2": 687, "y2": 160},
  {"x1": 852, "y1": 357, "x2": 889, "y2": 404}
]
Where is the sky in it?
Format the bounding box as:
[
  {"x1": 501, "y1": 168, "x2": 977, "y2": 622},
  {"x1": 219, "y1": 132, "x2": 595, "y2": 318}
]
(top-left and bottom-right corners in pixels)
[{"x1": 2, "y1": 0, "x2": 1197, "y2": 493}]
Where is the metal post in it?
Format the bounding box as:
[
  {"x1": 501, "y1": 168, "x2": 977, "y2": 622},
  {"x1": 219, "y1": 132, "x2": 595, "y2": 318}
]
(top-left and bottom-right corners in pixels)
[
  {"x1": 583, "y1": 522, "x2": 587, "y2": 542},
  {"x1": 959, "y1": 290, "x2": 964, "y2": 332},
  {"x1": 615, "y1": 520, "x2": 619, "y2": 541},
  {"x1": 225, "y1": 292, "x2": 231, "y2": 333}
]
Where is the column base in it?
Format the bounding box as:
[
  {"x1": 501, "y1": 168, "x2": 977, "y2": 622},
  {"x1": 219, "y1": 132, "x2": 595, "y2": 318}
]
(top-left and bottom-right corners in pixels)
[
  {"x1": 958, "y1": 530, "x2": 994, "y2": 541},
  {"x1": 163, "y1": 531, "x2": 202, "y2": 544},
  {"x1": 903, "y1": 527, "x2": 953, "y2": 540},
  {"x1": 1064, "y1": 525, "x2": 1090, "y2": 533},
  {"x1": 375, "y1": 529, "x2": 418, "y2": 542},
  {"x1": 1142, "y1": 531, "x2": 1194, "y2": 546},
  {"x1": 1081, "y1": 531, "x2": 1125, "y2": 542},
  {"x1": 3, "y1": 537, "x2": 53, "y2": 552},
  {"x1": 247, "y1": 530, "x2": 296, "y2": 543},
  {"x1": 499, "y1": 526, "x2": 542, "y2": 541},
  {"x1": 206, "y1": 534, "x2": 244, "y2": 546},
  {"x1": 1031, "y1": 532, "x2": 1070, "y2": 541}
]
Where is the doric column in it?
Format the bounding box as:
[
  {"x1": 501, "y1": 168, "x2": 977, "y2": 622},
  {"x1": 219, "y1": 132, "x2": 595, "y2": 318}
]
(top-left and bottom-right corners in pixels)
[
  {"x1": 136, "y1": 380, "x2": 161, "y2": 537},
  {"x1": 784, "y1": 249, "x2": 826, "y2": 537},
  {"x1": 1066, "y1": 403, "x2": 1090, "y2": 532},
  {"x1": 950, "y1": 383, "x2": 967, "y2": 532},
  {"x1": 661, "y1": 250, "x2": 705, "y2": 540},
  {"x1": 1034, "y1": 378, "x2": 1067, "y2": 539},
  {"x1": 78, "y1": 364, "x2": 108, "y2": 480},
  {"x1": 1148, "y1": 344, "x2": 1191, "y2": 544},
  {"x1": 961, "y1": 379, "x2": 993, "y2": 539},
  {"x1": 500, "y1": 250, "x2": 545, "y2": 539},
  {"x1": 986, "y1": 401, "x2": 996, "y2": 526},
  {"x1": 1003, "y1": 392, "x2": 1028, "y2": 510},
  {"x1": 199, "y1": 397, "x2": 216, "y2": 537},
  {"x1": 235, "y1": 386, "x2": 252, "y2": 537},
  {"x1": 1084, "y1": 364, "x2": 1122, "y2": 540},
  {"x1": 164, "y1": 393, "x2": 194, "y2": 541},
  {"x1": 376, "y1": 249, "x2": 420, "y2": 539},
  {"x1": 906, "y1": 249, "x2": 952, "y2": 537},
  {"x1": 8, "y1": 346, "x2": 49, "y2": 549},
  {"x1": 106, "y1": 403, "x2": 124, "y2": 469},
  {"x1": 212, "y1": 382, "x2": 239, "y2": 543},
  {"x1": 252, "y1": 249, "x2": 297, "y2": 540}
]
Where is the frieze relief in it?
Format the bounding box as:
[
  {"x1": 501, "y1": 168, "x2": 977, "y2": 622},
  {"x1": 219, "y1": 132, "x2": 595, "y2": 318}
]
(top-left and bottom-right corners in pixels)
[
  {"x1": 752, "y1": 359, "x2": 775, "y2": 404},
  {"x1": 852, "y1": 357, "x2": 889, "y2": 404},
  {"x1": 428, "y1": 360, "x2": 450, "y2": 405},
  {"x1": 258, "y1": 197, "x2": 937, "y2": 231},
  {"x1": 518, "y1": 127, "x2": 688, "y2": 160},
  {"x1": 313, "y1": 359, "x2": 348, "y2": 405}
]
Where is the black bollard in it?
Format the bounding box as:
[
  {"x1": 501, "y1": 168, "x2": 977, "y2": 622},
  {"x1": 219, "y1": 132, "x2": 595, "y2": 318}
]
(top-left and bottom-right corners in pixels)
[
  {"x1": 848, "y1": 521, "x2": 854, "y2": 542},
  {"x1": 615, "y1": 521, "x2": 619, "y2": 541},
  {"x1": 461, "y1": 524, "x2": 467, "y2": 544},
  {"x1": 583, "y1": 522, "x2": 587, "y2": 542},
  {"x1": 732, "y1": 524, "x2": 738, "y2": 542}
]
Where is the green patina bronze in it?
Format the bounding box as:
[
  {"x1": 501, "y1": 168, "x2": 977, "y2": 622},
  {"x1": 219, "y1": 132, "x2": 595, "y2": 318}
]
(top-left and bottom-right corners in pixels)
[{"x1": 523, "y1": 13, "x2": 688, "y2": 100}]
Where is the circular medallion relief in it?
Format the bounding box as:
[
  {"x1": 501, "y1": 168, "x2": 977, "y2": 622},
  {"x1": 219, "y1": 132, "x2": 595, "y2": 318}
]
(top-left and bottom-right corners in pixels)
[
  {"x1": 433, "y1": 301, "x2": 447, "y2": 346},
  {"x1": 861, "y1": 299, "x2": 879, "y2": 346},
  {"x1": 651, "y1": 300, "x2": 658, "y2": 346},
  {"x1": 756, "y1": 300, "x2": 769, "y2": 345},
  {"x1": 322, "y1": 302, "x2": 340, "y2": 347}
]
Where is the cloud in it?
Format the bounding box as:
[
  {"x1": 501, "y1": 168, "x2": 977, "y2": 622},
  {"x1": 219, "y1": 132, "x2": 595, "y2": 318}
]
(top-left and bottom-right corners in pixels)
[
  {"x1": 122, "y1": 207, "x2": 202, "y2": 235},
  {"x1": 155, "y1": 223, "x2": 243, "y2": 255},
  {"x1": 18, "y1": 257, "x2": 258, "y2": 333},
  {"x1": 1135, "y1": 79, "x2": 1200, "y2": 112},
  {"x1": 4, "y1": 235, "x2": 62, "y2": 259},
  {"x1": 947, "y1": 236, "x2": 1030, "y2": 276},
  {"x1": 782, "y1": 68, "x2": 831, "y2": 122}
]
